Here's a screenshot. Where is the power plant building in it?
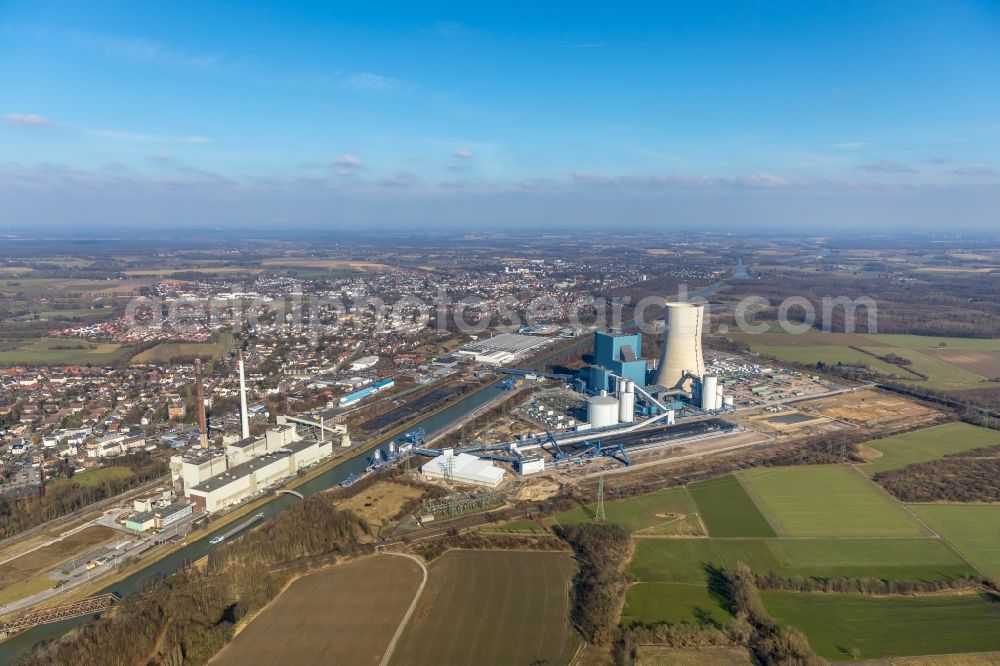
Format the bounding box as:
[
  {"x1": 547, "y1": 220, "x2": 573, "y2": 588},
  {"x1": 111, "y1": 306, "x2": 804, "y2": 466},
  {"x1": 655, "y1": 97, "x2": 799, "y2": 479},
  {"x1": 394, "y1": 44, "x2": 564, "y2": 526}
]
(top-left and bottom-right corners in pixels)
[
  {"x1": 188, "y1": 439, "x2": 333, "y2": 512},
  {"x1": 587, "y1": 331, "x2": 648, "y2": 392},
  {"x1": 654, "y1": 302, "x2": 705, "y2": 390}
]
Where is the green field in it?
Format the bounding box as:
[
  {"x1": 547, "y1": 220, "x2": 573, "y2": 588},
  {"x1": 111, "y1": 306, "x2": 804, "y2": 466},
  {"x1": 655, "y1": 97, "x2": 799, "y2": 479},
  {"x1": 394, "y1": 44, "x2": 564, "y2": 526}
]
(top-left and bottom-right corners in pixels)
[
  {"x1": 483, "y1": 519, "x2": 549, "y2": 534},
  {"x1": 49, "y1": 466, "x2": 135, "y2": 490},
  {"x1": 688, "y1": 474, "x2": 776, "y2": 537},
  {"x1": 713, "y1": 538, "x2": 975, "y2": 582},
  {"x1": 730, "y1": 330, "x2": 1000, "y2": 390},
  {"x1": 635, "y1": 646, "x2": 753, "y2": 666},
  {"x1": 628, "y1": 539, "x2": 723, "y2": 584},
  {"x1": 622, "y1": 582, "x2": 732, "y2": 627},
  {"x1": 862, "y1": 423, "x2": 1000, "y2": 474},
  {"x1": 0, "y1": 337, "x2": 133, "y2": 366},
  {"x1": 763, "y1": 591, "x2": 1000, "y2": 661},
  {"x1": 548, "y1": 486, "x2": 704, "y2": 536},
  {"x1": 131, "y1": 332, "x2": 233, "y2": 365},
  {"x1": 740, "y1": 466, "x2": 927, "y2": 537},
  {"x1": 912, "y1": 505, "x2": 1000, "y2": 580}
]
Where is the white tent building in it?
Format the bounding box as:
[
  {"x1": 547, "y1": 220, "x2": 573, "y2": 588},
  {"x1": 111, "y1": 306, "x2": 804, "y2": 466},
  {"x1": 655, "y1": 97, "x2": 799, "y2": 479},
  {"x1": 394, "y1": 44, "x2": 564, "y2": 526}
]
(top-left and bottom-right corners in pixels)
[{"x1": 420, "y1": 450, "x2": 505, "y2": 488}]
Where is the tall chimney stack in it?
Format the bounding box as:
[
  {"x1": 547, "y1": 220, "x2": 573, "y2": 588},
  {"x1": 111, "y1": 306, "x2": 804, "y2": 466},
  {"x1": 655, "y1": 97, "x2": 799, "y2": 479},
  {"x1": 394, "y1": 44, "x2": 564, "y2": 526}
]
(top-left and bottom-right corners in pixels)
[
  {"x1": 238, "y1": 350, "x2": 250, "y2": 440},
  {"x1": 195, "y1": 358, "x2": 209, "y2": 449}
]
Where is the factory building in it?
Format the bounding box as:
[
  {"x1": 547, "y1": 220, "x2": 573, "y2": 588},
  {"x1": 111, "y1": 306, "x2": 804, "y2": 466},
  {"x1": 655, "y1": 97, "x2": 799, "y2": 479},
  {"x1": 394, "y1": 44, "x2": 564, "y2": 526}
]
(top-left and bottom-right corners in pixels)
[
  {"x1": 169, "y1": 449, "x2": 228, "y2": 493},
  {"x1": 654, "y1": 302, "x2": 705, "y2": 390},
  {"x1": 188, "y1": 439, "x2": 333, "y2": 513},
  {"x1": 420, "y1": 449, "x2": 505, "y2": 487},
  {"x1": 586, "y1": 331, "x2": 648, "y2": 393},
  {"x1": 454, "y1": 333, "x2": 551, "y2": 365},
  {"x1": 339, "y1": 377, "x2": 395, "y2": 406},
  {"x1": 226, "y1": 423, "x2": 300, "y2": 466}
]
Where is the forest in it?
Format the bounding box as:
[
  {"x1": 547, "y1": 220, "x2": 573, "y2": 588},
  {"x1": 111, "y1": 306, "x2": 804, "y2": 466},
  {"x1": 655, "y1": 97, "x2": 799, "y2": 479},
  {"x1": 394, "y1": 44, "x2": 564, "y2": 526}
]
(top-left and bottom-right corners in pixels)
[
  {"x1": 874, "y1": 445, "x2": 1000, "y2": 502},
  {"x1": 559, "y1": 522, "x2": 633, "y2": 645}
]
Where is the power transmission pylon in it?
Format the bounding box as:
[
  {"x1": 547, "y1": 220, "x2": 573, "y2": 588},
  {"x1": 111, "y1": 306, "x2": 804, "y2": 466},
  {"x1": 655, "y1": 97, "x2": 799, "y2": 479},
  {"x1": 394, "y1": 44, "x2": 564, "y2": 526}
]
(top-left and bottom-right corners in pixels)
[
  {"x1": 614, "y1": 479, "x2": 622, "y2": 501},
  {"x1": 595, "y1": 476, "x2": 606, "y2": 523}
]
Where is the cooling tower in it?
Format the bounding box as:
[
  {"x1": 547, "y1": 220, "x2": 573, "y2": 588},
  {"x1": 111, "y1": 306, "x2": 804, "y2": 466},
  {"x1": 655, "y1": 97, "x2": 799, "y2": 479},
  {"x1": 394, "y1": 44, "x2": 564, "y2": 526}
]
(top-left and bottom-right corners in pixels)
[{"x1": 654, "y1": 302, "x2": 705, "y2": 389}]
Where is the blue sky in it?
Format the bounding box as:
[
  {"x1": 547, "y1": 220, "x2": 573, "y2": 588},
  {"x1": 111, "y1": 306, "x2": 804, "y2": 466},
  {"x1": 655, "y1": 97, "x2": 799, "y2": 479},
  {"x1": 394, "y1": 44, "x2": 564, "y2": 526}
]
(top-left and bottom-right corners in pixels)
[{"x1": 1, "y1": 1, "x2": 999, "y2": 230}]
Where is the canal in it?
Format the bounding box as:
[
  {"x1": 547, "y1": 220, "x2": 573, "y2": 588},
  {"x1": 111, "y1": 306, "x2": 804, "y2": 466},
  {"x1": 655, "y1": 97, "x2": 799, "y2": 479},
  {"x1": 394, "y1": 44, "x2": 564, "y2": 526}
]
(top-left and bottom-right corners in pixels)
[{"x1": 0, "y1": 381, "x2": 509, "y2": 662}]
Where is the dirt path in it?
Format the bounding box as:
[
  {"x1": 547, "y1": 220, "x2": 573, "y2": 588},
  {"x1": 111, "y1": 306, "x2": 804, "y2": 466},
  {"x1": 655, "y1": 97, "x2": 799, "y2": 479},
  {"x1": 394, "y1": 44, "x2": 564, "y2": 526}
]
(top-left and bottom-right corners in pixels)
[{"x1": 379, "y1": 552, "x2": 428, "y2": 666}]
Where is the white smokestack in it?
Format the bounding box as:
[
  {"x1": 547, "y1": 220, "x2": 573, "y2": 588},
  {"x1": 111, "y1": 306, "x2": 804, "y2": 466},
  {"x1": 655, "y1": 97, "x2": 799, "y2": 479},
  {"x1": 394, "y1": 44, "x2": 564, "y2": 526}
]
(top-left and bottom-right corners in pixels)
[{"x1": 239, "y1": 350, "x2": 250, "y2": 439}]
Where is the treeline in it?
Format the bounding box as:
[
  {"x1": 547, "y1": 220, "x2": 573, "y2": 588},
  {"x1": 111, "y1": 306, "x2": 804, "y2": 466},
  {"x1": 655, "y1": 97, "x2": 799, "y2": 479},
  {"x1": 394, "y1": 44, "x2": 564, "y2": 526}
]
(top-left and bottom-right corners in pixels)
[
  {"x1": 20, "y1": 497, "x2": 370, "y2": 666},
  {"x1": 874, "y1": 455, "x2": 1000, "y2": 503},
  {"x1": 726, "y1": 562, "x2": 823, "y2": 665},
  {"x1": 753, "y1": 570, "x2": 987, "y2": 596},
  {"x1": 0, "y1": 453, "x2": 167, "y2": 539},
  {"x1": 614, "y1": 563, "x2": 822, "y2": 666},
  {"x1": 411, "y1": 530, "x2": 566, "y2": 561},
  {"x1": 559, "y1": 523, "x2": 633, "y2": 645}
]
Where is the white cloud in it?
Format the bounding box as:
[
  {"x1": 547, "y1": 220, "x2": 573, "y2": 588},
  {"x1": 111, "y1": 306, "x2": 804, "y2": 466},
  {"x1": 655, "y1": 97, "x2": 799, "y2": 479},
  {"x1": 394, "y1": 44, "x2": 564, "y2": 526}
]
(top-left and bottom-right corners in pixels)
[
  {"x1": 86, "y1": 129, "x2": 211, "y2": 144},
  {"x1": 453, "y1": 148, "x2": 474, "y2": 159},
  {"x1": 4, "y1": 113, "x2": 56, "y2": 127},
  {"x1": 332, "y1": 154, "x2": 362, "y2": 168},
  {"x1": 739, "y1": 173, "x2": 791, "y2": 188},
  {"x1": 832, "y1": 142, "x2": 868, "y2": 149},
  {"x1": 343, "y1": 72, "x2": 411, "y2": 93},
  {"x1": 948, "y1": 165, "x2": 995, "y2": 176},
  {"x1": 74, "y1": 33, "x2": 220, "y2": 71},
  {"x1": 860, "y1": 160, "x2": 916, "y2": 174}
]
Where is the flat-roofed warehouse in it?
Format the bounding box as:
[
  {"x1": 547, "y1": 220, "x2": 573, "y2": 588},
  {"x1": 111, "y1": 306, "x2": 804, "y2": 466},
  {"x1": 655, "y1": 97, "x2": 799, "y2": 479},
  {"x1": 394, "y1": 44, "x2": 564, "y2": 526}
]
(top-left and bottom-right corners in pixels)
[
  {"x1": 454, "y1": 333, "x2": 552, "y2": 365},
  {"x1": 420, "y1": 450, "x2": 506, "y2": 487}
]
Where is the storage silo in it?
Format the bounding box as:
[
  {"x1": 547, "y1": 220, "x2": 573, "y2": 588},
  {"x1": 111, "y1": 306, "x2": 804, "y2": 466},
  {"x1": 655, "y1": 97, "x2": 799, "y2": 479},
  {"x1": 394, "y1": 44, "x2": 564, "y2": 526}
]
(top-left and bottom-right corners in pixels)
[
  {"x1": 654, "y1": 302, "x2": 705, "y2": 389},
  {"x1": 722, "y1": 394, "x2": 735, "y2": 409},
  {"x1": 588, "y1": 391, "x2": 619, "y2": 428},
  {"x1": 700, "y1": 375, "x2": 719, "y2": 411},
  {"x1": 619, "y1": 379, "x2": 635, "y2": 423}
]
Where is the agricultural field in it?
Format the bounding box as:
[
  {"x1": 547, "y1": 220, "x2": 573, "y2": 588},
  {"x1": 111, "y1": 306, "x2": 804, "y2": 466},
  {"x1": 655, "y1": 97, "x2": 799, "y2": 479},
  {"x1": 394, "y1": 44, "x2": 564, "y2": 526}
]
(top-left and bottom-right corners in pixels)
[
  {"x1": 0, "y1": 337, "x2": 133, "y2": 366},
  {"x1": 739, "y1": 465, "x2": 927, "y2": 537},
  {"x1": 712, "y1": 538, "x2": 975, "y2": 582},
  {"x1": 390, "y1": 550, "x2": 580, "y2": 666},
  {"x1": 911, "y1": 505, "x2": 1000, "y2": 580},
  {"x1": 213, "y1": 555, "x2": 423, "y2": 666},
  {"x1": 628, "y1": 539, "x2": 722, "y2": 584},
  {"x1": 130, "y1": 332, "x2": 233, "y2": 365},
  {"x1": 860, "y1": 423, "x2": 999, "y2": 474},
  {"x1": 763, "y1": 591, "x2": 1000, "y2": 661},
  {"x1": 548, "y1": 487, "x2": 704, "y2": 536},
  {"x1": 622, "y1": 582, "x2": 732, "y2": 628},
  {"x1": 687, "y1": 474, "x2": 776, "y2": 537},
  {"x1": 729, "y1": 330, "x2": 1000, "y2": 390},
  {"x1": 634, "y1": 646, "x2": 753, "y2": 665}
]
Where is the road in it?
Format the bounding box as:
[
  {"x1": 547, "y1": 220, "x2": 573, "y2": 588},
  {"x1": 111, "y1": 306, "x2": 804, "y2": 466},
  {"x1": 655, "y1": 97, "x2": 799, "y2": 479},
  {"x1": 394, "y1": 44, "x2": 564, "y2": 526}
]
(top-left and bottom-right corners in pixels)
[{"x1": 377, "y1": 552, "x2": 428, "y2": 666}]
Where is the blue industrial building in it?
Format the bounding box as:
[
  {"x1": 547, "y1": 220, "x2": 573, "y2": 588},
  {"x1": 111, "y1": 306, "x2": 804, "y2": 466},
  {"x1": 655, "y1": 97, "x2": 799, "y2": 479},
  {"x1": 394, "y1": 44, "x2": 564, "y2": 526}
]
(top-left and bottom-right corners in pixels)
[
  {"x1": 585, "y1": 331, "x2": 648, "y2": 392},
  {"x1": 339, "y1": 377, "x2": 395, "y2": 406}
]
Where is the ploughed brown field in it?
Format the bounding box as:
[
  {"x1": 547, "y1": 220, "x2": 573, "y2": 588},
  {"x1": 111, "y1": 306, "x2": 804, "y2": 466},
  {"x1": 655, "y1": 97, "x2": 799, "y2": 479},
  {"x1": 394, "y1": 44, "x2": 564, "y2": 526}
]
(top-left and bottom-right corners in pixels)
[
  {"x1": 389, "y1": 550, "x2": 581, "y2": 666},
  {"x1": 211, "y1": 554, "x2": 423, "y2": 666},
  {"x1": 922, "y1": 348, "x2": 1000, "y2": 378}
]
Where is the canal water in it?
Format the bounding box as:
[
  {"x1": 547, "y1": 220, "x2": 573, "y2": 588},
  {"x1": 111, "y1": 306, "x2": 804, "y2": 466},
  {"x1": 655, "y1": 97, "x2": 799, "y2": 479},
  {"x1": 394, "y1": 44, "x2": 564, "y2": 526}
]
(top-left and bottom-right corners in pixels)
[{"x1": 0, "y1": 381, "x2": 508, "y2": 663}]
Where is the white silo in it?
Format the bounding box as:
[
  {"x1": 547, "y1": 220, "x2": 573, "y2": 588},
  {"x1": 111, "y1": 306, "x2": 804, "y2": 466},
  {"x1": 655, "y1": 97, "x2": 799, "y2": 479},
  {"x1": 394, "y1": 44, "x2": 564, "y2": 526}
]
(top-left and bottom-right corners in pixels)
[
  {"x1": 619, "y1": 379, "x2": 635, "y2": 423},
  {"x1": 722, "y1": 394, "x2": 735, "y2": 409},
  {"x1": 588, "y1": 391, "x2": 619, "y2": 428},
  {"x1": 654, "y1": 302, "x2": 705, "y2": 389},
  {"x1": 700, "y1": 375, "x2": 719, "y2": 411}
]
